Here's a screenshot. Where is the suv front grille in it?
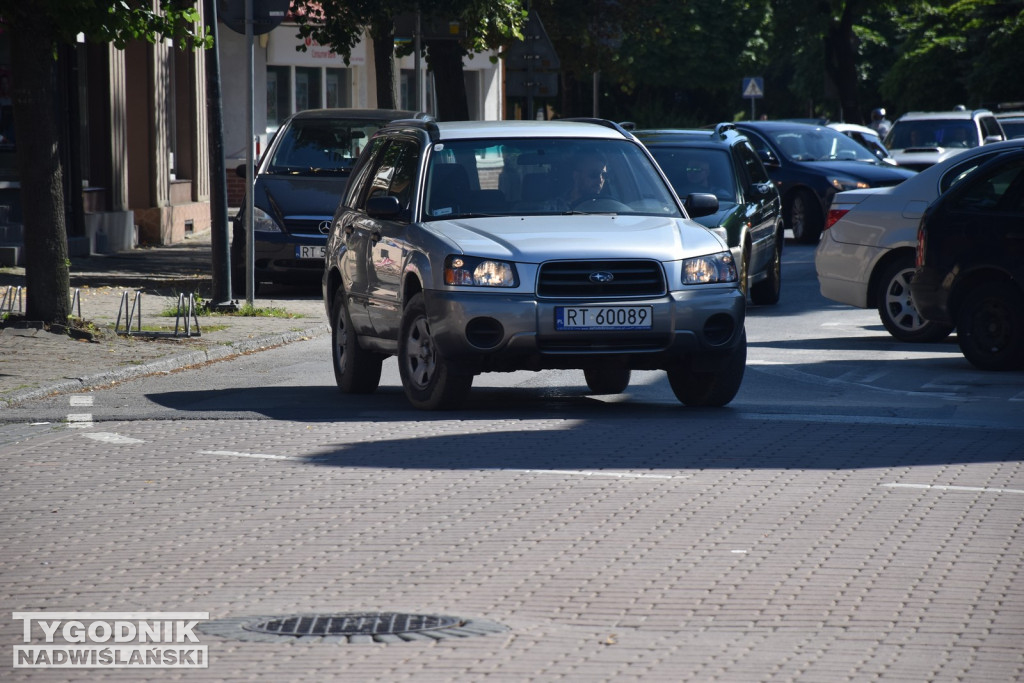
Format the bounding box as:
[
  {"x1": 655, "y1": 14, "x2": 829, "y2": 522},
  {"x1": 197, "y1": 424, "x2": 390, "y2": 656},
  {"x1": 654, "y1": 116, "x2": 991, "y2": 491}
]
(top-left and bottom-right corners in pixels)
[
  {"x1": 283, "y1": 216, "x2": 333, "y2": 237},
  {"x1": 537, "y1": 260, "x2": 666, "y2": 298}
]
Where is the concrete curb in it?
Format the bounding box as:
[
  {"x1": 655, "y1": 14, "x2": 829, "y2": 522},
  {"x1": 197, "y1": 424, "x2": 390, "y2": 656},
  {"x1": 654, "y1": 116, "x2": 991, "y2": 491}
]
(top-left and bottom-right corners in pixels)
[{"x1": 0, "y1": 324, "x2": 329, "y2": 409}]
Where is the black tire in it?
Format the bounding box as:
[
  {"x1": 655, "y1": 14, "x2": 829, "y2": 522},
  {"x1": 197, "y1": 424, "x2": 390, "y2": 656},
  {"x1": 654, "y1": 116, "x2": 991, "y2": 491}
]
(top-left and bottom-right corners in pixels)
[
  {"x1": 750, "y1": 232, "x2": 782, "y2": 305},
  {"x1": 331, "y1": 286, "x2": 384, "y2": 393},
  {"x1": 787, "y1": 189, "x2": 823, "y2": 244},
  {"x1": 398, "y1": 293, "x2": 474, "y2": 410},
  {"x1": 667, "y1": 330, "x2": 747, "y2": 407},
  {"x1": 876, "y1": 257, "x2": 953, "y2": 343},
  {"x1": 955, "y1": 282, "x2": 1024, "y2": 371},
  {"x1": 584, "y1": 366, "x2": 632, "y2": 394}
]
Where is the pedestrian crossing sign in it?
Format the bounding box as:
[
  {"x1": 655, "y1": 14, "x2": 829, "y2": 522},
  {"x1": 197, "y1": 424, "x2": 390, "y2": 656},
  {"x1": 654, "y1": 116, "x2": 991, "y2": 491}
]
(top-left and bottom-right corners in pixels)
[{"x1": 742, "y1": 77, "x2": 764, "y2": 99}]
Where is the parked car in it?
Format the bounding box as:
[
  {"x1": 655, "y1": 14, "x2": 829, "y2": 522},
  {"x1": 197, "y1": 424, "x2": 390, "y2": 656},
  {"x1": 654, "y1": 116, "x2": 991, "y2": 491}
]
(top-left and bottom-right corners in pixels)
[
  {"x1": 910, "y1": 149, "x2": 1024, "y2": 370},
  {"x1": 231, "y1": 108, "x2": 427, "y2": 292},
  {"x1": 828, "y1": 122, "x2": 897, "y2": 166},
  {"x1": 734, "y1": 120, "x2": 916, "y2": 244},
  {"x1": 322, "y1": 118, "x2": 747, "y2": 410},
  {"x1": 634, "y1": 124, "x2": 784, "y2": 305},
  {"x1": 882, "y1": 109, "x2": 1005, "y2": 172},
  {"x1": 995, "y1": 111, "x2": 1024, "y2": 140},
  {"x1": 816, "y1": 139, "x2": 1024, "y2": 342}
]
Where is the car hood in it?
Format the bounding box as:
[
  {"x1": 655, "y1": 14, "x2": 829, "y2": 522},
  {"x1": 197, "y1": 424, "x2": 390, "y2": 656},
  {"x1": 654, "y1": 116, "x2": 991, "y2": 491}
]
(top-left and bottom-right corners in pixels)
[
  {"x1": 797, "y1": 159, "x2": 916, "y2": 181},
  {"x1": 256, "y1": 174, "x2": 349, "y2": 220},
  {"x1": 424, "y1": 215, "x2": 726, "y2": 262}
]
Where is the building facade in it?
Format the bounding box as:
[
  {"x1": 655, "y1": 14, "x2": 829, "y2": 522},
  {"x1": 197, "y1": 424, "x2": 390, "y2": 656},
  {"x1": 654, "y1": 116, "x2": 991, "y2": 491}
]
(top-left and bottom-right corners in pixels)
[{"x1": 0, "y1": 4, "x2": 503, "y2": 261}]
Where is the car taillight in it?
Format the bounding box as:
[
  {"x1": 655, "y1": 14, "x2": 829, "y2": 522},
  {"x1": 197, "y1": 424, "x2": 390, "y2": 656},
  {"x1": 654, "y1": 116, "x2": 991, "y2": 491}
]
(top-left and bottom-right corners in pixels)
[
  {"x1": 824, "y1": 208, "x2": 849, "y2": 230},
  {"x1": 915, "y1": 225, "x2": 926, "y2": 267}
]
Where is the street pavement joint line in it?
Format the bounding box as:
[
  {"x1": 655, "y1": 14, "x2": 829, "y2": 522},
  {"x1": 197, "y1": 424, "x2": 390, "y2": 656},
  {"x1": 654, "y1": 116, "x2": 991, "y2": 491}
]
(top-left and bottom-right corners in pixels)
[
  {"x1": 200, "y1": 449, "x2": 299, "y2": 461},
  {"x1": 483, "y1": 468, "x2": 682, "y2": 480},
  {"x1": 738, "y1": 412, "x2": 1024, "y2": 432},
  {"x1": 84, "y1": 432, "x2": 145, "y2": 445},
  {"x1": 881, "y1": 482, "x2": 1024, "y2": 495}
]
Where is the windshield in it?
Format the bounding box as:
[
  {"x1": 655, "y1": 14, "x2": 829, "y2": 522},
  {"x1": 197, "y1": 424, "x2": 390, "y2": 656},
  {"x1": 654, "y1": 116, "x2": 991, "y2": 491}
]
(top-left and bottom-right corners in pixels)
[
  {"x1": 769, "y1": 127, "x2": 880, "y2": 163},
  {"x1": 422, "y1": 138, "x2": 684, "y2": 220},
  {"x1": 267, "y1": 119, "x2": 390, "y2": 175},
  {"x1": 646, "y1": 147, "x2": 738, "y2": 204},
  {"x1": 885, "y1": 120, "x2": 978, "y2": 151}
]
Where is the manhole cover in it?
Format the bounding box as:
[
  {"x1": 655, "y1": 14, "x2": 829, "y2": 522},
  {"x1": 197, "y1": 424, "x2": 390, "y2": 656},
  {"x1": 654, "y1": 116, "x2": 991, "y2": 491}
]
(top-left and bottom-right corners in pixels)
[
  {"x1": 200, "y1": 612, "x2": 507, "y2": 644},
  {"x1": 244, "y1": 613, "x2": 461, "y2": 637}
]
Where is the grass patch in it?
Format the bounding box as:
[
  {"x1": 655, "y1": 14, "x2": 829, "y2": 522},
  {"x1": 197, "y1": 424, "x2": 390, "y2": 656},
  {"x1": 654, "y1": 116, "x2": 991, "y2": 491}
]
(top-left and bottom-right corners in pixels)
[{"x1": 158, "y1": 294, "x2": 303, "y2": 319}]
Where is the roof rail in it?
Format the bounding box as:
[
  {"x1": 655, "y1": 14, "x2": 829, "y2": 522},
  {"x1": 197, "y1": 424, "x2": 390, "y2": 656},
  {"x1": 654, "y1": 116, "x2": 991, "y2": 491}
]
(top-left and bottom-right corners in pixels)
[
  {"x1": 558, "y1": 117, "x2": 632, "y2": 137},
  {"x1": 385, "y1": 116, "x2": 440, "y2": 142},
  {"x1": 714, "y1": 122, "x2": 736, "y2": 139}
]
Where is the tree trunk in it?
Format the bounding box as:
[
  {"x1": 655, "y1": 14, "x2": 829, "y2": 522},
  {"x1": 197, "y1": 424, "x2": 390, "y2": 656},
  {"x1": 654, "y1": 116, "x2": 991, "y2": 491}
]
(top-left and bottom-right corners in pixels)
[
  {"x1": 426, "y1": 40, "x2": 469, "y2": 122},
  {"x1": 371, "y1": 20, "x2": 397, "y2": 109},
  {"x1": 824, "y1": 3, "x2": 862, "y2": 123},
  {"x1": 11, "y1": 15, "x2": 69, "y2": 325}
]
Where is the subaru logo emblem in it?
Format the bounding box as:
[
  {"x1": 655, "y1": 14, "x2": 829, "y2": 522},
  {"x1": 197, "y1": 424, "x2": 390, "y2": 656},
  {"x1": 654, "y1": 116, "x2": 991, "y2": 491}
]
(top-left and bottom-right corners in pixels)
[
  {"x1": 589, "y1": 271, "x2": 614, "y2": 283},
  {"x1": 318, "y1": 220, "x2": 332, "y2": 235}
]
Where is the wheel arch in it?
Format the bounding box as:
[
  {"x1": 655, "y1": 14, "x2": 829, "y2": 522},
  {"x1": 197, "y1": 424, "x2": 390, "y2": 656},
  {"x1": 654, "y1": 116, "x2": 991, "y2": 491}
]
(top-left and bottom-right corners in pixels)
[
  {"x1": 867, "y1": 247, "x2": 915, "y2": 304},
  {"x1": 949, "y1": 268, "x2": 1021, "y2": 320}
]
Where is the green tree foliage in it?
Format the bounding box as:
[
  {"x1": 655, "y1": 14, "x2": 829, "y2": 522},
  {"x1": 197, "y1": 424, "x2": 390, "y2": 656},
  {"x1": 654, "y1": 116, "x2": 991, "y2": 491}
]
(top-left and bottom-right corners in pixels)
[
  {"x1": 0, "y1": 0, "x2": 208, "y2": 324},
  {"x1": 881, "y1": 0, "x2": 1024, "y2": 113}
]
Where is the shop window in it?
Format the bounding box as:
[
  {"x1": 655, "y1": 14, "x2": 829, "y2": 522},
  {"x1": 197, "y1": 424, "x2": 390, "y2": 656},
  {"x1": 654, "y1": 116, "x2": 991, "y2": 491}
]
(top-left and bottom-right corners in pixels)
[
  {"x1": 295, "y1": 66, "x2": 321, "y2": 111},
  {"x1": 326, "y1": 68, "x2": 350, "y2": 108}
]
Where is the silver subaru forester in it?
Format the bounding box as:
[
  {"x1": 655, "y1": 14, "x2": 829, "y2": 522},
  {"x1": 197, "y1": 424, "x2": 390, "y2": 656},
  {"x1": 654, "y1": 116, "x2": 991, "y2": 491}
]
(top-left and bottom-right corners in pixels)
[{"x1": 322, "y1": 118, "x2": 746, "y2": 410}]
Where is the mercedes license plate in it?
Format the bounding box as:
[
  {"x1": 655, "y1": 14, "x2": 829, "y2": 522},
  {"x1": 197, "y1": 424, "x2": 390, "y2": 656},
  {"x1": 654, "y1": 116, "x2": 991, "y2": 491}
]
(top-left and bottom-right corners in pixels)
[
  {"x1": 555, "y1": 306, "x2": 653, "y2": 331},
  {"x1": 296, "y1": 245, "x2": 326, "y2": 259}
]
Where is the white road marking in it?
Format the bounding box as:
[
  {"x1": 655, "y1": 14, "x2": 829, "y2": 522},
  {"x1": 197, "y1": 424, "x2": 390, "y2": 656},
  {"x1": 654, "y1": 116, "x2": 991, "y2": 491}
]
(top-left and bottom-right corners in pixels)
[
  {"x1": 882, "y1": 483, "x2": 1024, "y2": 495},
  {"x1": 83, "y1": 432, "x2": 145, "y2": 444},
  {"x1": 200, "y1": 450, "x2": 300, "y2": 461},
  {"x1": 66, "y1": 413, "x2": 93, "y2": 429},
  {"x1": 69, "y1": 395, "x2": 94, "y2": 406}
]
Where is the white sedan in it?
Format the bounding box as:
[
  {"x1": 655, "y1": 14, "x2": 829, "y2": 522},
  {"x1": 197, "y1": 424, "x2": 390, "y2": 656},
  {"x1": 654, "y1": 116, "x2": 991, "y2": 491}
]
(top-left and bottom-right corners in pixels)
[{"x1": 815, "y1": 138, "x2": 1024, "y2": 342}]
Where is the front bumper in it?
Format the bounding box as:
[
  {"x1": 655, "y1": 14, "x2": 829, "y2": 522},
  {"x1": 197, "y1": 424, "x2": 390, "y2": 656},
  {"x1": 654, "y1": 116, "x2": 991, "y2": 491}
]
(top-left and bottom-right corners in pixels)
[{"x1": 423, "y1": 287, "x2": 746, "y2": 373}]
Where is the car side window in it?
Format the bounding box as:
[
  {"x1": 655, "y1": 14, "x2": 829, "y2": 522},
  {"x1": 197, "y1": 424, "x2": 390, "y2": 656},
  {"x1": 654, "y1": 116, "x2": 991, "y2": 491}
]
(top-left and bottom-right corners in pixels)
[
  {"x1": 735, "y1": 142, "x2": 770, "y2": 185},
  {"x1": 366, "y1": 139, "x2": 421, "y2": 215},
  {"x1": 952, "y1": 160, "x2": 1024, "y2": 212},
  {"x1": 938, "y1": 153, "x2": 996, "y2": 193},
  {"x1": 342, "y1": 136, "x2": 388, "y2": 209}
]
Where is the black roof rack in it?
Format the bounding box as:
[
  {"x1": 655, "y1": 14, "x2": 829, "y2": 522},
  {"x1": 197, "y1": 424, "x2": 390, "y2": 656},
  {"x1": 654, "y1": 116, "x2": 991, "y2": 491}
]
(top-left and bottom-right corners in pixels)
[
  {"x1": 384, "y1": 115, "x2": 440, "y2": 142},
  {"x1": 557, "y1": 117, "x2": 632, "y2": 137}
]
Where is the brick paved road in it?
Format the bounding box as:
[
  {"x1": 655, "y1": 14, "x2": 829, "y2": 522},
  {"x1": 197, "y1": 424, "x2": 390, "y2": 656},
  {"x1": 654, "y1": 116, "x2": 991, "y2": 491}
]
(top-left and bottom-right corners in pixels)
[{"x1": 2, "y1": 412, "x2": 1021, "y2": 681}]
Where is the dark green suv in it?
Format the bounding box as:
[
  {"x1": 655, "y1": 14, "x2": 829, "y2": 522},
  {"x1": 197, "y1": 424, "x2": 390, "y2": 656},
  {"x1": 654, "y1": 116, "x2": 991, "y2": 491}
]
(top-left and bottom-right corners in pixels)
[{"x1": 636, "y1": 124, "x2": 784, "y2": 305}]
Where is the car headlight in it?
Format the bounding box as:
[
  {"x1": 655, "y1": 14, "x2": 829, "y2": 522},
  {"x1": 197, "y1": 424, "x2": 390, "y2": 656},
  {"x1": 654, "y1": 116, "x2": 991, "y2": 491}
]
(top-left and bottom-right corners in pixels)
[
  {"x1": 830, "y1": 177, "x2": 870, "y2": 192},
  {"x1": 682, "y1": 251, "x2": 738, "y2": 285},
  {"x1": 444, "y1": 255, "x2": 518, "y2": 287},
  {"x1": 253, "y1": 207, "x2": 282, "y2": 233}
]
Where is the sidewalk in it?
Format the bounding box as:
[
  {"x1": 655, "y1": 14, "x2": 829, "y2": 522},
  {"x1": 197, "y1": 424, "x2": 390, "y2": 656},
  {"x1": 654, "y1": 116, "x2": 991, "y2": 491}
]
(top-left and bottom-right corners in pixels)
[{"x1": 0, "y1": 230, "x2": 328, "y2": 409}]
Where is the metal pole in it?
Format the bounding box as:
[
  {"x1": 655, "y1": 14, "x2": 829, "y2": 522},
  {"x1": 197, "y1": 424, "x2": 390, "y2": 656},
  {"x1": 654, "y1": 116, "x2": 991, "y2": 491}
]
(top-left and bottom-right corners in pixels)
[
  {"x1": 204, "y1": 0, "x2": 235, "y2": 309},
  {"x1": 245, "y1": 0, "x2": 255, "y2": 306},
  {"x1": 414, "y1": 7, "x2": 423, "y2": 112}
]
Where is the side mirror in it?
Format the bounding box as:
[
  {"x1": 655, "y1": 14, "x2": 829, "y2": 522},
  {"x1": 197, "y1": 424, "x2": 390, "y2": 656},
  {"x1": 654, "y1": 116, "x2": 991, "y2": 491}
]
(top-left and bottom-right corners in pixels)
[
  {"x1": 684, "y1": 192, "x2": 719, "y2": 218},
  {"x1": 366, "y1": 195, "x2": 402, "y2": 219}
]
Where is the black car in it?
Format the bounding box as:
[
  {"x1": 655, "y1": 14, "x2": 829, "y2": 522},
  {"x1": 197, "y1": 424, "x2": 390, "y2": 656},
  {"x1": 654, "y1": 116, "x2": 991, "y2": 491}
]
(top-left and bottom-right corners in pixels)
[
  {"x1": 910, "y1": 148, "x2": 1024, "y2": 370},
  {"x1": 734, "y1": 120, "x2": 917, "y2": 243},
  {"x1": 635, "y1": 124, "x2": 784, "y2": 305},
  {"x1": 232, "y1": 108, "x2": 426, "y2": 292}
]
